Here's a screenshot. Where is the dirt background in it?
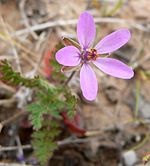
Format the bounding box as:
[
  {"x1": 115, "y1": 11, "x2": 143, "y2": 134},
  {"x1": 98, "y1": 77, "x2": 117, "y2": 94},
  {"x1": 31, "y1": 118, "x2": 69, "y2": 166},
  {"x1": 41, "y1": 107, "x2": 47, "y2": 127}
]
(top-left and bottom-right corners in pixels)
[{"x1": 0, "y1": 0, "x2": 150, "y2": 166}]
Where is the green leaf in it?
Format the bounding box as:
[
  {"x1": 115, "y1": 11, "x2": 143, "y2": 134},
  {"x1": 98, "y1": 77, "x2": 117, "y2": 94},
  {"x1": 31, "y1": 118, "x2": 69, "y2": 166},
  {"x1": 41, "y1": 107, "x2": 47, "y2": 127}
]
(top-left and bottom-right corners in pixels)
[
  {"x1": 27, "y1": 103, "x2": 47, "y2": 129},
  {"x1": 0, "y1": 54, "x2": 78, "y2": 165},
  {"x1": 32, "y1": 120, "x2": 60, "y2": 165}
]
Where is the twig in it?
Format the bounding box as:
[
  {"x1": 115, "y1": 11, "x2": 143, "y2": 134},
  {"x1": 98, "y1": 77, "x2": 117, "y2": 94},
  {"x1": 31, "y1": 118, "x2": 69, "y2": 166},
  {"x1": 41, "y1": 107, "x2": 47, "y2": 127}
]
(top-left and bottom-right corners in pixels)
[
  {"x1": 11, "y1": 17, "x2": 149, "y2": 37},
  {"x1": 0, "y1": 32, "x2": 36, "y2": 57},
  {"x1": 0, "y1": 98, "x2": 16, "y2": 106},
  {"x1": 0, "y1": 17, "x2": 22, "y2": 74},
  {"x1": 19, "y1": 0, "x2": 38, "y2": 40},
  {"x1": 0, "y1": 20, "x2": 41, "y2": 59},
  {"x1": 0, "y1": 163, "x2": 31, "y2": 166},
  {"x1": 57, "y1": 125, "x2": 119, "y2": 146},
  {"x1": 32, "y1": 31, "x2": 48, "y2": 75},
  {"x1": 0, "y1": 55, "x2": 16, "y2": 60},
  {"x1": 0, "y1": 32, "x2": 44, "y2": 75},
  {"x1": 57, "y1": 136, "x2": 100, "y2": 146},
  {"x1": 0, "y1": 145, "x2": 32, "y2": 151},
  {"x1": 15, "y1": 135, "x2": 25, "y2": 164},
  {"x1": 0, "y1": 110, "x2": 27, "y2": 132},
  {"x1": 0, "y1": 81, "x2": 16, "y2": 93}
]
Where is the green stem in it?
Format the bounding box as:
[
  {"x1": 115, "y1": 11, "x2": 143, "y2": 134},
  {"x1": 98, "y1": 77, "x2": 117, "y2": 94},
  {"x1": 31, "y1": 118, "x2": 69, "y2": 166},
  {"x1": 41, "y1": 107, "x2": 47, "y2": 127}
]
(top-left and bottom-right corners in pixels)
[
  {"x1": 63, "y1": 71, "x2": 76, "y2": 86},
  {"x1": 135, "y1": 80, "x2": 140, "y2": 118},
  {"x1": 128, "y1": 133, "x2": 149, "y2": 151}
]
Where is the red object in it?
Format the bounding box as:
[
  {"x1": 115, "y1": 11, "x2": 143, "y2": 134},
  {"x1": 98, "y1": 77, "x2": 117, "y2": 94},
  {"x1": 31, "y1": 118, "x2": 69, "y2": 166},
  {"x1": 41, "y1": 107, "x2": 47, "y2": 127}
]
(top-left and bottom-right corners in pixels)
[
  {"x1": 43, "y1": 49, "x2": 55, "y2": 77},
  {"x1": 61, "y1": 112, "x2": 86, "y2": 136},
  {"x1": 20, "y1": 119, "x2": 32, "y2": 128}
]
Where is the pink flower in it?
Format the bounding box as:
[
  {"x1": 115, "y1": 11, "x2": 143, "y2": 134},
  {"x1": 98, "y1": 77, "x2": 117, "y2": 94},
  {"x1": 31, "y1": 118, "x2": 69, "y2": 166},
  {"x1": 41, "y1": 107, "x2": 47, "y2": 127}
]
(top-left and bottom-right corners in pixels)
[{"x1": 56, "y1": 12, "x2": 134, "y2": 101}]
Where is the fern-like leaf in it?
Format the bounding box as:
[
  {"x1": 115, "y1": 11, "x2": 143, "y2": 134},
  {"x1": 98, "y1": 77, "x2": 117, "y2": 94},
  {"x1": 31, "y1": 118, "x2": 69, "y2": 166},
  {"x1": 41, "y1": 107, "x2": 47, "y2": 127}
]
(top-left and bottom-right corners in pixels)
[{"x1": 32, "y1": 120, "x2": 60, "y2": 165}]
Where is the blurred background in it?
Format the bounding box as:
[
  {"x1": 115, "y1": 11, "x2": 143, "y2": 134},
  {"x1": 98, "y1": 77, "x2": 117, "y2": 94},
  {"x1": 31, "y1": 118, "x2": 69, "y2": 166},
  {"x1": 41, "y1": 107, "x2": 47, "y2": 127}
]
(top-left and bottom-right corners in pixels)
[{"x1": 0, "y1": 0, "x2": 150, "y2": 166}]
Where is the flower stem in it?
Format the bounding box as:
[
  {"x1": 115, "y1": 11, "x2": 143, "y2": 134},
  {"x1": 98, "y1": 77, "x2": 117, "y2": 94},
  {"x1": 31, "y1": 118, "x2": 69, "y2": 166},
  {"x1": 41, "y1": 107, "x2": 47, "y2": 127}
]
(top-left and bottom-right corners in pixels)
[
  {"x1": 63, "y1": 71, "x2": 76, "y2": 86},
  {"x1": 135, "y1": 80, "x2": 140, "y2": 118}
]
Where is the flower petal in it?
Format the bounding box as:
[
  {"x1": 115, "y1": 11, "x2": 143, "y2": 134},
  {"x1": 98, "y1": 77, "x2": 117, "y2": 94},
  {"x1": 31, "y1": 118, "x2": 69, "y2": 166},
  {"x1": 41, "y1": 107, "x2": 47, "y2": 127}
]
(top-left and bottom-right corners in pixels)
[
  {"x1": 93, "y1": 58, "x2": 134, "y2": 79},
  {"x1": 56, "y1": 46, "x2": 81, "y2": 66},
  {"x1": 80, "y1": 64, "x2": 98, "y2": 101},
  {"x1": 95, "y1": 29, "x2": 131, "y2": 54},
  {"x1": 77, "y1": 12, "x2": 96, "y2": 49}
]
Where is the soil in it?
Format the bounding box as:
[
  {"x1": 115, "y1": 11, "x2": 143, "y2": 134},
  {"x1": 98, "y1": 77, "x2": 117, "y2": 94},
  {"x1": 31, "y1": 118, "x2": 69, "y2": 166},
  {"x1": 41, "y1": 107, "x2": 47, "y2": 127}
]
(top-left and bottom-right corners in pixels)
[{"x1": 0, "y1": 0, "x2": 150, "y2": 166}]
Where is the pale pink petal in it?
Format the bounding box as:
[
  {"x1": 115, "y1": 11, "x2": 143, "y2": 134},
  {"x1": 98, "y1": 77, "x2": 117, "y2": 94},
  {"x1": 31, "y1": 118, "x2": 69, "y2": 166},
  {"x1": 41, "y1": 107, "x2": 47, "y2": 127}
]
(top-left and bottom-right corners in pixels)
[
  {"x1": 95, "y1": 29, "x2": 131, "y2": 54},
  {"x1": 77, "y1": 12, "x2": 96, "y2": 49},
  {"x1": 56, "y1": 46, "x2": 81, "y2": 66},
  {"x1": 93, "y1": 58, "x2": 134, "y2": 79},
  {"x1": 80, "y1": 64, "x2": 98, "y2": 101}
]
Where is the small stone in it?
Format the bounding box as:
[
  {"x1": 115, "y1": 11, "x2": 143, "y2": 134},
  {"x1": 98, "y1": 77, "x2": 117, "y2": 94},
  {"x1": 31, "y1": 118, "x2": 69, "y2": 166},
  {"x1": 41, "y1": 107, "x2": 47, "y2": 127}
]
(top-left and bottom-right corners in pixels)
[{"x1": 122, "y1": 151, "x2": 138, "y2": 166}]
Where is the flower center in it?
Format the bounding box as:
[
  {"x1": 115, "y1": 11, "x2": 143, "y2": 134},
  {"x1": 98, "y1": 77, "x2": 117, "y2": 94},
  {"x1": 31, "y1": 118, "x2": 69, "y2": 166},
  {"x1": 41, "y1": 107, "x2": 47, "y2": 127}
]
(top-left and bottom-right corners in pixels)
[{"x1": 81, "y1": 49, "x2": 99, "y2": 62}]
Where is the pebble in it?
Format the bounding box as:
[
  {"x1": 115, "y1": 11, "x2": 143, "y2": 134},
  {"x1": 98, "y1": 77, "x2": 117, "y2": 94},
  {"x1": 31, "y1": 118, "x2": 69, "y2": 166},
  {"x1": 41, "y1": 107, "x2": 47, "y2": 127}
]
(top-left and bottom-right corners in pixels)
[{"x1": 122, "y1": 150, "x2": 138, "y2": 166}]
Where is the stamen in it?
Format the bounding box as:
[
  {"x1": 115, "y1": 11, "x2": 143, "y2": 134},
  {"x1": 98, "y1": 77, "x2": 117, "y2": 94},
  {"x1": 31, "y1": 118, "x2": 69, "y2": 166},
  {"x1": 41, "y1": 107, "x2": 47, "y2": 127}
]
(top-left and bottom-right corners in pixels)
[{"x1": 81, "y1": 48, "x2": 99, "y2": 62}]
